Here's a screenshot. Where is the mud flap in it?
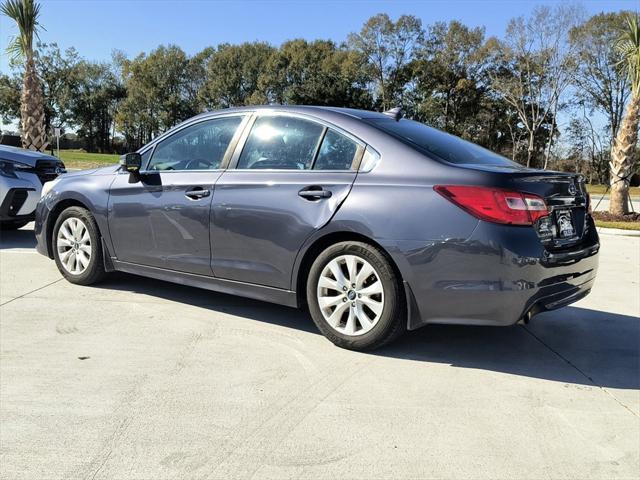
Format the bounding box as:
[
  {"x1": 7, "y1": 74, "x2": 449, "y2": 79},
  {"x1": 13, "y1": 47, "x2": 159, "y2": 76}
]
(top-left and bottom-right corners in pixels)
[
  {"x1": 404, "y1": 281, "x2": 424, "y2": 330},
  {"x1": 101, "y1": 238, "x2": 116, "y2": 272}
]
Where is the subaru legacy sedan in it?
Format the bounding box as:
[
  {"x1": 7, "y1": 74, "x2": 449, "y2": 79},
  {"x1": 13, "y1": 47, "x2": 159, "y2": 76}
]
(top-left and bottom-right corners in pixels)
[{"x1": 35, "y1": 106, "x2": 599, "y2": 351}]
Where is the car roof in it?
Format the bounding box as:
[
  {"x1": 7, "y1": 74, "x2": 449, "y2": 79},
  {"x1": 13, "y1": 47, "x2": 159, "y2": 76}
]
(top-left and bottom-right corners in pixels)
[{"x1": 192, "y1": 105, "x2": 391, "y2": 122}]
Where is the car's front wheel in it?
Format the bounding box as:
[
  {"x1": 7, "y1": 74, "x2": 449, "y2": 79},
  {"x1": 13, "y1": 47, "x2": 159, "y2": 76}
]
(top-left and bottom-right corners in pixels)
[
  {"x1": 306, "y1": 241, "x2": 406, "y2": 351},
  {"x1": 52, "y1": 206, "x2": 106, "y2": 285}
]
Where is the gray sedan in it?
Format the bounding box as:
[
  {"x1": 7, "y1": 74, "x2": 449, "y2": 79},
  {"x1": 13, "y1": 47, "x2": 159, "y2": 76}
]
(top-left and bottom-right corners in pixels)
[{"x1": 34, "y1": 106, "x2": 599, "y2": 350}]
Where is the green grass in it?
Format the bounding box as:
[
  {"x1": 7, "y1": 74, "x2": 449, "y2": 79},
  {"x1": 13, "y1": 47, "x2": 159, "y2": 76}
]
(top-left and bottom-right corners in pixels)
[
  {"x1": 594, "y1": 220, "x2": 640, "y2": 231},
  {"x1": 586, "y1": 184, "x2": 640, "y2": 197},
  {"x1": 57, "y1": 149, "x2": 119, "y2": 169}
]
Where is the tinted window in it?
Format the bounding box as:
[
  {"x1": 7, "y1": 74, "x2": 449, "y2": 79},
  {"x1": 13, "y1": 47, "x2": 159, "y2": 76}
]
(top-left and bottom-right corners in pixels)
[
  {"x1": 366, "y1": 118, "x2": 521, "y2": 167},
  {"x1": 148, "y1": 116, "x2": 243, "y2": 171},
  {"x1": 237, "y1": 116, "x2": 324, "y2": 170},
  {"x1": 313, "y1": 129, "x2": 358, "y2": 170}
]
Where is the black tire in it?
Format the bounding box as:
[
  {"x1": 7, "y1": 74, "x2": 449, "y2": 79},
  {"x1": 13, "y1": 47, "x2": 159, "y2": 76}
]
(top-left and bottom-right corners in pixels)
[
  {"x1": 306, "y1": 241, "x2": 406, "y2": 351},
  {"x1": 52, "y1": 206, "x2": 106, "y2": 285},
  {"x1": 0, "y1": 219, "x2": 30, "y2": 230}
]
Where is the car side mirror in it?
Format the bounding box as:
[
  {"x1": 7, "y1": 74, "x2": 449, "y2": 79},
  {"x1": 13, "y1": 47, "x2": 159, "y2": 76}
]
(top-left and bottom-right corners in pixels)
[{"x1": 120, "y1": 152, "x2": 142, "y2": 173}]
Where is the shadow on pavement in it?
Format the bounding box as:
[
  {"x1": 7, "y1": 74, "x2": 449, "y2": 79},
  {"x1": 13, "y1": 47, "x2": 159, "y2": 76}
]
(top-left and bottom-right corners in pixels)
[
  {"x1": 378, "y1": 307, "x2": 639, "y2": 390},
  {"x1": 96, "y1": 272, "x2": 639, "y2": 391},
  {"x1": 98, "y1": 272, "x2": 319, "y2": 334},
  {"x1": 0, "y1": 225, "x2": 37, "y2": 250},
  {"x1": 3, "y1": 227, "x2": 637, "y2": 390}
]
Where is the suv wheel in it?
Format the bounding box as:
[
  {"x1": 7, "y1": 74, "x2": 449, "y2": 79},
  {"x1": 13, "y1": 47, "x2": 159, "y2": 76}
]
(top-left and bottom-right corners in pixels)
[
  {"x1": 307, "y1": 241, "x2": 405, "y2": 351},
  {"x1": 52, "y1": 206, "x2": 106, "y2": 285}
]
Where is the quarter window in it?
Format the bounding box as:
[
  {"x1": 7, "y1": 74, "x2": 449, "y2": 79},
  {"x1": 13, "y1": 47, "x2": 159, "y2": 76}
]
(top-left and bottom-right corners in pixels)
[
  {"x1": 313, "y1": 129, "x2": 358, "y2": 170},
  {"x1": 148, "y1": 116, "x2": 243, "y2": 171},
  {"x1": 237, "y1": 116, "x2": 324, "y2": 170}
]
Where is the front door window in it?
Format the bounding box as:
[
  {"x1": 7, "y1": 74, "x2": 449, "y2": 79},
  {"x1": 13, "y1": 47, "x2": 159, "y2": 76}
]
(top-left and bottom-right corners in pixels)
[{"x1": 148, "y1": 116, "x2": 244, "y2": 171}]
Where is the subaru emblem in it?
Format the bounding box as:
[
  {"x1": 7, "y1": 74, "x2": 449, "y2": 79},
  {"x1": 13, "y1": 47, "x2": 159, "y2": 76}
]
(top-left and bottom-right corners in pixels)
[{"x1": 568, "y1": 182, "x2": 577, "y2": 196}]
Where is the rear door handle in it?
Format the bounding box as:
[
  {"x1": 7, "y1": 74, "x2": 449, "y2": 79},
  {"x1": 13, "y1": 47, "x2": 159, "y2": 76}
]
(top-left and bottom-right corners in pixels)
[
  {"x1": 298, "y1": 187, "x2": 332, "y2": 200},
  {"x1": 185, "y1": 188, "x2": 211, "y2": 200}
]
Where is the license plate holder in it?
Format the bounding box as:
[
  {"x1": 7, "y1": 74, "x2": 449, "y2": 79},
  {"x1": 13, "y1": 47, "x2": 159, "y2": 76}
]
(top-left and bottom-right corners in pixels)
[{"x1": 555, "y1": 209, "x2": 575, "y2": 239}]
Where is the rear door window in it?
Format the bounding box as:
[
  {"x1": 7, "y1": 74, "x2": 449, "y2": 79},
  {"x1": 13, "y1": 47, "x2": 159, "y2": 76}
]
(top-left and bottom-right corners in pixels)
[
  {"x1": 313, "y1": 129, "x2": 358, "y2": 170},
  {"x1": 237, "y1": 116, "x2": 324, "y2": 170}
]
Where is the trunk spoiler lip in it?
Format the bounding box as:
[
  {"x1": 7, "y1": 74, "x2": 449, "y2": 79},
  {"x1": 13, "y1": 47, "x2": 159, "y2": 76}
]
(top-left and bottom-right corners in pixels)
[
  {"x1": 515, "y1": 173, "x2": 583, "y2": 182},
  {"x1": 453, "y1": 163, "x2": 584, "y2": 182}
]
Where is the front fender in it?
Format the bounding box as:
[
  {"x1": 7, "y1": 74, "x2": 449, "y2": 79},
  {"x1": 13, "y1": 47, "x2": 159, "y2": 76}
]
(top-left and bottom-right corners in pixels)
[{"x1": 39, "y1": 170, "x2": 116, "y2": 256}]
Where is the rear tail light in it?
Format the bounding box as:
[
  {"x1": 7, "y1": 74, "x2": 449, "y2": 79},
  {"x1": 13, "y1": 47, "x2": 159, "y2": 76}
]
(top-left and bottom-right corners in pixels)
[
  {"x1": 434, "y1": 185, "x2": 549, "y2": 226},
  {"x1": 586, "y1": 193, "x2": 592, "y2": 214}
]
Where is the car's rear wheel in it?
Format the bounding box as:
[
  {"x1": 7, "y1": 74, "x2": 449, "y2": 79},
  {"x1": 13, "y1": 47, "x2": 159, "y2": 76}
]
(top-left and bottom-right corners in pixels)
[
  {"x1": 306, "y1": 241, "x2": 406, "y2": 351},
  {"x1": 52, "y1": 206, "x2": 106, "y2": 285}
]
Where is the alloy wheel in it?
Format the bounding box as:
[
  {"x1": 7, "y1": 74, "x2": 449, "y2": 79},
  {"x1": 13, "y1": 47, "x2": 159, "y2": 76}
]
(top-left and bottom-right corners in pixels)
[
  {"x1": 56, "y1": 217, "x2": 92, "y2": 275},
  {"x1": 316, "y1": 254, "x2": 385, "y2": 336}
]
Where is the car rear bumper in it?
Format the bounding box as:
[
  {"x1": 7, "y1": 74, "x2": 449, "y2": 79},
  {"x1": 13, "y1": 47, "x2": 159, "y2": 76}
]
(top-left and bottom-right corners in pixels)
[{"x1": 401, "y1": 217, "x2": 600, "y2": 329}]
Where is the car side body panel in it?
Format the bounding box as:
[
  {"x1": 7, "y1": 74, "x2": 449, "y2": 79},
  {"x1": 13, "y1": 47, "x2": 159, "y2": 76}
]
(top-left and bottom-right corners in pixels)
[
  {"x1": 210, "y1": 170, "x2": 357, "y2": 288},
  {"x1": 108, "y1": 170, "x2": 223, "y2": 275}
]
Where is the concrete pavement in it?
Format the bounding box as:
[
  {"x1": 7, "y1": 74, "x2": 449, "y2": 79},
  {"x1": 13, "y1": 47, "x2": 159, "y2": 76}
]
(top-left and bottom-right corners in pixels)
[{"x1": 1, "y1": 225, "x2": 638, "y2": 480}]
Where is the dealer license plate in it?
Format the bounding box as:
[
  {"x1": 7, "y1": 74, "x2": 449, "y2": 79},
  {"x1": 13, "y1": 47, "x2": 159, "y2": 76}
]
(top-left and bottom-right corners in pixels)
[{"x1": 555, "y1": 209, "x2": 575, "y2": 238}]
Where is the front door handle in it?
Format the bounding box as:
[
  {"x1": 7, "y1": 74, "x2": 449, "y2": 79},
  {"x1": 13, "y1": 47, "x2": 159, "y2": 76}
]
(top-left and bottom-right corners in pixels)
[
  {"x1": 298, "y1": 186, "x2": 332, "y2": 200},
  {"x1": 185, "y1": 188, "x2": 211, "y2": 200}
]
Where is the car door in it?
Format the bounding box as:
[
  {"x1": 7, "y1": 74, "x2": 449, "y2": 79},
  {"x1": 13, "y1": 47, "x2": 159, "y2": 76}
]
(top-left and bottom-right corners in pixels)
[
  {"x1": 108, "y1": 114, "x2": 247, "y2": 275},
  {"x1": 210, "y1": 113, "x2": 363, "y2": 289}
]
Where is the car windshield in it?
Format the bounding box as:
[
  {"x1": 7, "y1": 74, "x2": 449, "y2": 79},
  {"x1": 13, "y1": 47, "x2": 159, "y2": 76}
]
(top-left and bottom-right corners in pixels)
[{"x1": 365, "y1": 118, "x2": 521, "y2": 168}]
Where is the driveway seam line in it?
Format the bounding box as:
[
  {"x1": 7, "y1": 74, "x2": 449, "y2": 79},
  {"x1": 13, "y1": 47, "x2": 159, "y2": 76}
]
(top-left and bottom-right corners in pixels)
[
  {"x1": 0, "y1": 278, "x2": 63, "y2": 307},
  {"x1": 522, "y1": 325, "x2": 638, "y2": 418}
]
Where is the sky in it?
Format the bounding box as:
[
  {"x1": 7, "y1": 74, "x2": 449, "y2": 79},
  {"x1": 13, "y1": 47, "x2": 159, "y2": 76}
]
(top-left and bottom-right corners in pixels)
[
  {"x1": 0, "y1": 0, "x2": 636, "y2": 134},
  {"x1": 1, "y1": 0, "x2": 636, "y2": 73}
]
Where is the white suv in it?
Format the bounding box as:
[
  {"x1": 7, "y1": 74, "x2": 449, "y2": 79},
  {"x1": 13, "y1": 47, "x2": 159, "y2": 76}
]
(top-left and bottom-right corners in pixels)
[{"x1": 0, "y1": 145, "x2": 65, "y2": 230}]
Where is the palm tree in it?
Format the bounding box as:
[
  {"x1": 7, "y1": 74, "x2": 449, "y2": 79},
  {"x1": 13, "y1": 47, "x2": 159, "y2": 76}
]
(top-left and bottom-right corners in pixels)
[
  {"x1": 609, "y1": 14, "x2": 640, "y2": 216},
  {"x1": 1, "y1": 0, "x2": 47, "y2": 151}
]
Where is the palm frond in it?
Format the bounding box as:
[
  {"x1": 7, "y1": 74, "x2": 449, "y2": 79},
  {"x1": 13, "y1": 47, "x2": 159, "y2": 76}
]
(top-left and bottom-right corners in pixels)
[
  {"x1": 0, "y1": 0, "x2": 43, "y2": 60},
  {"x1": 615, "y1": 13, "x2": 640, "y2": 94}
]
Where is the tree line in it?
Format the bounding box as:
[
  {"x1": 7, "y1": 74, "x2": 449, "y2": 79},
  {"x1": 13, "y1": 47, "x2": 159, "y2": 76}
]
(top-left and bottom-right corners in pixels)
[{"x1": 0, "y1": 7, "x2": 634, "y2": 183}]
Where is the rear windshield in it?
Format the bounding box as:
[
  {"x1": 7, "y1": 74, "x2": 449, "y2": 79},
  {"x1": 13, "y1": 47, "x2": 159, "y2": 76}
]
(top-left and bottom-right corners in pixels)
[{"x1": 365, "y1": 118, "x2": 520, "y2": 167}]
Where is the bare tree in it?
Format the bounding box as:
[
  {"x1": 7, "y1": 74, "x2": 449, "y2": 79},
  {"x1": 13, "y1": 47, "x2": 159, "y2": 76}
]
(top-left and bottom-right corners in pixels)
[
  {"x1": 348, "y1": 14, "x2": 423, "y2": 110},
  {"x1": 570, "y1": 12, "x2": 631, "y2": 147},
  {"x1": 489, "y1": 5, "x2": 584, "y2": 168}
]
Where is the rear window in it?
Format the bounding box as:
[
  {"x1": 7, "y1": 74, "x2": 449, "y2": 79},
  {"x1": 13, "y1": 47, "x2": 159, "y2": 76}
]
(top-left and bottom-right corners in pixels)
[{"x1": 366, "y1": 118, "x2": 519, "y2": 167}]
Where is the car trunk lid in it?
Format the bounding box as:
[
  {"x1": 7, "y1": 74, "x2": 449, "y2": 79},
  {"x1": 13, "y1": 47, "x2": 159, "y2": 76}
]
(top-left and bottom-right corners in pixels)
[{"x1": 480, "y1": 167, "x2": 589, "y2": 248}]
